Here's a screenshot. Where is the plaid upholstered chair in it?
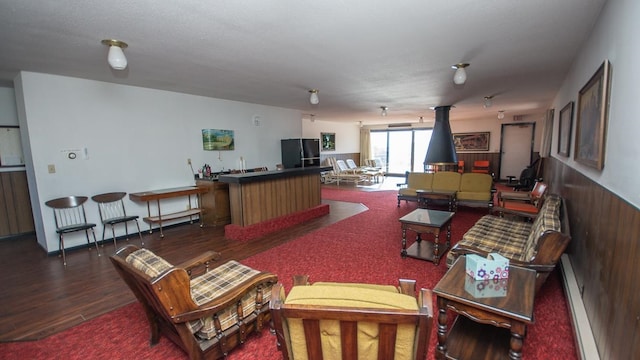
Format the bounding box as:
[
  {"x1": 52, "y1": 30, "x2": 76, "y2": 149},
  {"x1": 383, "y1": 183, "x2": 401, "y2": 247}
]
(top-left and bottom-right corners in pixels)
[
  {"x1": 270, "y1": 275, "x2": 433, "y2": 360},
  {"x1": 110, "y1": 245, "x2": 277, "y2": 360}
]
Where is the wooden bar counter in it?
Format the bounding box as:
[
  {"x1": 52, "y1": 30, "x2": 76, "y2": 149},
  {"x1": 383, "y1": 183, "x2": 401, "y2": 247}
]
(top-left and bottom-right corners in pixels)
[{"x1": 218, "y1": 166, "x2": 330, "y2": 227}]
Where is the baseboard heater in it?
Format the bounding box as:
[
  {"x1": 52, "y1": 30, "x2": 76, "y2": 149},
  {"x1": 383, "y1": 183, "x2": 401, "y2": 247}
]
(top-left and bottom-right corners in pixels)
[{"x1": 560, "y1": 254, "x2": 600, "y2": 360}]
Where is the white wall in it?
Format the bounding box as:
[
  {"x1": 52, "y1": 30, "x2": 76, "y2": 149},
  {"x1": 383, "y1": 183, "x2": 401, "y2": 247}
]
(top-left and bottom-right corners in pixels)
[
  {"x1": 0, "y1": 86, "x2": 18, "y2": 126},
  {"x1": 302, "y1": 118, "x2": 361, "y2": 154},
  {"x1": 551, "y1": 0, "x2": 640, "y2": 208},
  {"x1": 14, "y1": 72, "x2": 303, "y2": 252},
  {"x1": 451, "y1": 113, "x2": 546, "y2": 153}
]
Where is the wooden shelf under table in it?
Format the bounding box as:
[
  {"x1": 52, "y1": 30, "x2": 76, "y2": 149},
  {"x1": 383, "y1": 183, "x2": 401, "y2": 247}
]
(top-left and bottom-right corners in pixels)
[{"x1": 129, "y1": 186, "x2": 208, "y2": 237}]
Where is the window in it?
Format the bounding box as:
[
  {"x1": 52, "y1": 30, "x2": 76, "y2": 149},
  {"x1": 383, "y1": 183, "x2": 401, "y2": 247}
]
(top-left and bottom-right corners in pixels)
[{"x1": 370, "y1": 128, "x2": 433, "y2": 176}]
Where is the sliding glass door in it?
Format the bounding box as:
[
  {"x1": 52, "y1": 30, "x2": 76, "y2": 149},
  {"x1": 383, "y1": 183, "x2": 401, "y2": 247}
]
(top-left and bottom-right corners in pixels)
[{"x1": 370, "y1": 128, "x2": 433, "y2": 176}]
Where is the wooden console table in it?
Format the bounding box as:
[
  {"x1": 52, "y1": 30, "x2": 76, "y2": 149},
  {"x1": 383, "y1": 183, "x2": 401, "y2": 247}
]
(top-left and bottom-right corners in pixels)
[{"x1": 129, "y1": 186, "x2": 208, "y2": 237}]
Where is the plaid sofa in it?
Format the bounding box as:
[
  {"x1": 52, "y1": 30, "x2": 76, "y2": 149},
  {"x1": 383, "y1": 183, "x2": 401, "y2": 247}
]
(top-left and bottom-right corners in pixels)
[{"x1": 446, "y1": 195, "x2": 570, "y2": 292}]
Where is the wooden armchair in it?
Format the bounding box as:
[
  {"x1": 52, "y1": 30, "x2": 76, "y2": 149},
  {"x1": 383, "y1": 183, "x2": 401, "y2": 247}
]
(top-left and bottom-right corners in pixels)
[
  {"x1": 270, "y1": 275, "x2": 433, "y2": 360},
  {"x1": 110, "y1": 245, "x2": 278, "y2": 360}
]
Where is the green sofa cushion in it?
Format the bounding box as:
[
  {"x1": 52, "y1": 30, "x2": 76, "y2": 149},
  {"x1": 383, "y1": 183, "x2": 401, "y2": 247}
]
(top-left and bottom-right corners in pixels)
[{"x1": 431, "y1": 171, "x2": 461, "y2": 192}]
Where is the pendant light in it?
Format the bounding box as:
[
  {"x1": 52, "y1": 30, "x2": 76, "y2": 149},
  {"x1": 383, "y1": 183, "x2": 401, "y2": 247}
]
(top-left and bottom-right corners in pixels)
[
  {"x1": 101, "y1": 39, "x2": 128, "y2": 70},
  {"x1": 309, "y1": 89, "x2": 319, "y2": 105},
  {"x1": 451, "y1": 63, "x2": 469, "y2": 85}
]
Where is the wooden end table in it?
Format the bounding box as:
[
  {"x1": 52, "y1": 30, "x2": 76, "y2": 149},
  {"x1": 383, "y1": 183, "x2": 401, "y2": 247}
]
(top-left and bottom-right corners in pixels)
[
  {"x1": 399, "y1": 208, "x2": 454, "y2": 265},
  {"x1": 433, "y1": 257, "x2": 536, "y2": 360},
  {"x1": 416, "y1": 189, "x2": 457, "y2": 212}
]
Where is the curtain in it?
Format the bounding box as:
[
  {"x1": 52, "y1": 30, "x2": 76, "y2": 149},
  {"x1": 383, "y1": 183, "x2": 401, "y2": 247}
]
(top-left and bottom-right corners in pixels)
[
  {"x1": 540, "y1": 108, "x2": 554, "y2": 158},
  {"x1": 359, "y1": 128, "x2": 371, "y2": 165}
]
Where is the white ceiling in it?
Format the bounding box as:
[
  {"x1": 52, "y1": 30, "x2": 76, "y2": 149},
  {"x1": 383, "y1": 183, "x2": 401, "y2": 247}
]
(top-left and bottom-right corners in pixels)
[{"x1": 0, "y1": 0, "x2": 607, "y2": 125}]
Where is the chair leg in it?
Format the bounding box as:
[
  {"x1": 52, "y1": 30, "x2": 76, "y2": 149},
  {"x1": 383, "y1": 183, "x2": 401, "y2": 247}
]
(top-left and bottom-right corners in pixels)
[
  {"x1": 101, "y1": 225, "x2": 107, "y2": 248},
  {"x1": 59, "y1": 234, "x2": 66, "y2": 266},
  {"x1": 87, "y1": 228, "x2": 101, "y2": 256},
  {"x1": 133, "y1": 220, "x2": 144, "y2": 247},
  {"x1": 110, "y1": 225, "x2": 117, "y2": 249}
]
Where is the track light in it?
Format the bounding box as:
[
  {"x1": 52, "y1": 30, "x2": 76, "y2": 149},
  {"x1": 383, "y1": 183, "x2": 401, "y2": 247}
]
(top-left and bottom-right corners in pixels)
[
  {"x1": 380, "y1": 106, "x2": 388, "y2": 116},
  {"x1": 483, "y1": 96, "x2": 493, "y2": 108},
  {"x1": 309, "y1": 89, "x2": 319, "y2": 105},
  {"x1": 451, "y1": 63, "x2": 469, "y2": 85},
  {"x1": 101, "y1": 39, "x2": 128, "y2": 70}
]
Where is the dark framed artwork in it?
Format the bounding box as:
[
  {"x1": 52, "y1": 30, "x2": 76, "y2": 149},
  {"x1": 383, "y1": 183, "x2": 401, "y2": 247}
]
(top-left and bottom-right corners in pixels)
[
  {"x1": 574, "y1": 60, "x2": 611, "y2": 170},
  {"x1": 558, "y1": 101, "x2": 574, "y2": 157},
  {"x1": 453, "y1": 132, "x2": 490, "y2": 151},
  {"x1": 202, "y1": 129, "x2": 234, "y2": 150},
  {"x1": 321, "y1": 132, "x2": 335, "y2": 151}
]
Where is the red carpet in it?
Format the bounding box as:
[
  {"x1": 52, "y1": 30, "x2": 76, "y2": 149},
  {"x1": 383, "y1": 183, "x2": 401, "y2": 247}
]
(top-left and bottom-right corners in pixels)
[{"x1": 0, "y1": 188, "x2": 576, "y2": 360}]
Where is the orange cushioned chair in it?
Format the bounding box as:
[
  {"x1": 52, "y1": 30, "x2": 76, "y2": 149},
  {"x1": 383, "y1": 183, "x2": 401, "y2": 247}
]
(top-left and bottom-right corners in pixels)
[{"x1": 471, "y1": 160, "x2": 490, "y2": 174}]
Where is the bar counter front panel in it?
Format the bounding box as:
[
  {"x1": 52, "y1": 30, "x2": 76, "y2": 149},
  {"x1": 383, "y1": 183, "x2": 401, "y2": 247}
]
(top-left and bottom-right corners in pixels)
[{"x1": 218, "y1": 167, "x2": 329, "y2": 227}]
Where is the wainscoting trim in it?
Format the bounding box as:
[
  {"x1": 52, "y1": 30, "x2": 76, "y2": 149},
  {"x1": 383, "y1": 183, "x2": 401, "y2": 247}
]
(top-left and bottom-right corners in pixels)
[{"x1": 560, "y1": 254, "x2": 600, "y2": 360}]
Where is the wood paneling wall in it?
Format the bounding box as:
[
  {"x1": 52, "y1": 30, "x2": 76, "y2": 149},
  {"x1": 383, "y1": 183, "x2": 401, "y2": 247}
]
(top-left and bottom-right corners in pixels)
[
  {"x1": 544, "y1": 157, "x2": 640, "y2": 359},
  {"x1": 227, "y1": 173, "x2": 322, "y2": 226},
  {"x1": 0, "y1": 171, "x2": 34, "y2": 238}
]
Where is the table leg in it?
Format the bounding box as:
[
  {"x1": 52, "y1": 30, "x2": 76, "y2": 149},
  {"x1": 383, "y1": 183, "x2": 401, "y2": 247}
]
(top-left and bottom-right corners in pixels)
[
  {"x1": 156, "y1": 199, "x2": 164, "y2": 238},
  {"x1": 509, "y1": 323, "x2": 526, "y2": 359},
  {"x1": 433, "y1": 229, "x2": 440, "y2": 265},
  {"x1": 401, "y1": 228, "x2": 407, "y2": 258},
  {"x1": 446, "y1": 221, "x2": 451, "y2": 251},
  {"x1": 436, "y1": 297, "x2": 448, "y2": 359}
]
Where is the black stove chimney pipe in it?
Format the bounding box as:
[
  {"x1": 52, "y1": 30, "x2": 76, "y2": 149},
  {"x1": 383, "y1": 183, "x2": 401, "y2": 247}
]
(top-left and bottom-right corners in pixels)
[{"x1": 424, "y1": 105, "x2": 458, "y2": 171}]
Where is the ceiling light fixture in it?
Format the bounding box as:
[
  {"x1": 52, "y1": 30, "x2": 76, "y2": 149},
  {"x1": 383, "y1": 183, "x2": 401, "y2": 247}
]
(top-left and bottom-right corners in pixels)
[
  {"x1": 451, "y1": 63, "x2": 469, "y2": 85},
  {"x1": 380, "y1": 106, "x2": 388, "y2": 116},
  {"x1": 101, "y1": 39, "x2": 128, "y2": 70},
  {"x1": 309, "y1": 89, "x2": 319, "y2": 105},
  {"x1": 483, "y1": 96, "x2": 493, "y2": 108},
  {"x1": 497, "y1": 110, "x2": 505, "y2": 120}
]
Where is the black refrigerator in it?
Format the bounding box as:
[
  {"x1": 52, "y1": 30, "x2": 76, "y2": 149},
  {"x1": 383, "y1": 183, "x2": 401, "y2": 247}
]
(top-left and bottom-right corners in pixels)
[{"x1": 281, "y1": 138, "x2": 321, "y2": 168}]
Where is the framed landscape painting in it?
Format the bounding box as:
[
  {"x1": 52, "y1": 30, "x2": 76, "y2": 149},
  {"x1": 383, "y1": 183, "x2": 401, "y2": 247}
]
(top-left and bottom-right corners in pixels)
[
  {"x1": 558, "y1": 101, "x2": 574, "y2": 157},
  {"x1": 574, "y1": 60, "x2": 611, "y2": 170},
  {"x1": 202, "y1": 129, "x2": 234, "y2": 151}
]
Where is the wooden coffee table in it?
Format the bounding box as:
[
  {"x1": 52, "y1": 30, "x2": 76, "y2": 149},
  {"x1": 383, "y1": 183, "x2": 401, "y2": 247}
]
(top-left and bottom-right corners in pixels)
[
  {"x1": 416, "y1": 189, "x2": 457, "y2": 212},
  {"x1": 399, "y1": 208, "x2": 454, "y2": 265},
  {"x1": 433, "y1": 257, "x2": 536, "y2": 360}
]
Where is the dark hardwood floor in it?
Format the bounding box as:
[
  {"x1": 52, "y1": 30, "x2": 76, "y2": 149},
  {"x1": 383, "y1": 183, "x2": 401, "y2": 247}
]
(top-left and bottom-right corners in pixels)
[{"x1": 1, "y1": 178, "x2": 400, "y2": 342}]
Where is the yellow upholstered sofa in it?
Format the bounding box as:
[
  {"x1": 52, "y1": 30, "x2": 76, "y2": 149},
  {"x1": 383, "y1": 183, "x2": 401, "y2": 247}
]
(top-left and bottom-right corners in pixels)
[{"x1": 397, "y1": 171, "x2": 494, "y2": 209}]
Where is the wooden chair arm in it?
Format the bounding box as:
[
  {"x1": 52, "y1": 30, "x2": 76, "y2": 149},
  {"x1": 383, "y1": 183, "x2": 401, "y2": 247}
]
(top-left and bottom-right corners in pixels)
[
  {"x1": 175, "y1": 250, "x2": 221, "y2": 273},
  {"x1": 491, "y1": 206, "x2": 538, "y2": 220},
  {"x1": 170, "y1": 272, "x2": 278, "y2": 323}
]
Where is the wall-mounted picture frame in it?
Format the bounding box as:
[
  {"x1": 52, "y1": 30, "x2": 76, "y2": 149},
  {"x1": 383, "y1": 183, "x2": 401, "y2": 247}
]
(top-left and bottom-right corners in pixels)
[
  {"x1": 321, "y1": 132, "x2": 335, "y2": 151},
  {"x1": 558, "y1": 101, "x2": 574, "y2": 157},
  {"x1": 453, "y1": 132, "x2": 490, "y2": 151},
  {"x1": 574, "y1": 60, "x2": 611, "y2": 170},
  {"x1": 202, "y1": 129, "x2": 234, "y2": 150}
]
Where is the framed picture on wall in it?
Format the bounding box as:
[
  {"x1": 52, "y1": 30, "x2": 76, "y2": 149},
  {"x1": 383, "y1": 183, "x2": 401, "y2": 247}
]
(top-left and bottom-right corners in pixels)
[
  {"x1": 558, "y1": 101, "x2": 574, "y2": 157},
  {"x1": 574, "y1": 60, "x2": 611, "y2": 170},
  {"x1": 453, "y1": 132, "x2": 490, "y2": 151},
  {"x1": 202, "y1": 129, "x2": 234, "y2": 150},
  {"x1": 321, "y1": 132, "x2": 335, "y2": 151}
]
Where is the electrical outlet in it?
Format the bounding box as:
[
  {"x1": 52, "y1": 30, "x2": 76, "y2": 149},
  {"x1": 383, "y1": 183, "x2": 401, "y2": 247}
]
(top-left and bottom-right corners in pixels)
[
  {"x1": 187, "y1": 158, "x2": 192, "y2": 165},
  {"x1": 47, "y1": 164, "x2": 56, "y2": 173}
]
